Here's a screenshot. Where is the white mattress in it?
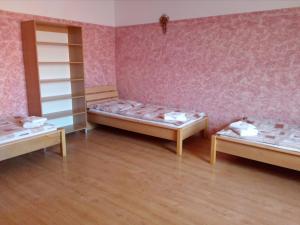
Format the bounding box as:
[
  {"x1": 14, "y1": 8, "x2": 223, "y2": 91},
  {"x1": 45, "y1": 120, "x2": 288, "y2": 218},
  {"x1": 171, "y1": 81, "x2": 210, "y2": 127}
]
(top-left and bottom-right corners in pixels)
[
  {"x1": 218, "y1": 133, "x2": 300, "y2": 153},
  {"x1": 217, "y1": 118, "x2": 300, "y2": 154},
  {"x1": 0, "y1": 123, "x2": 57, "y2": 146},
  {"x1": 89, "y1": 109, "x2": 206, "y2": 129}
]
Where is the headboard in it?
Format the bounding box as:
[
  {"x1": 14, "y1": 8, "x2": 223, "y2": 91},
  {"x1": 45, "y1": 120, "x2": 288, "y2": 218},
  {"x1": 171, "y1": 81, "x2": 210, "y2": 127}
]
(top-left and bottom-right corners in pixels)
[{"x1": 85, "y1": 85, "x2": 119, "y2": 107}]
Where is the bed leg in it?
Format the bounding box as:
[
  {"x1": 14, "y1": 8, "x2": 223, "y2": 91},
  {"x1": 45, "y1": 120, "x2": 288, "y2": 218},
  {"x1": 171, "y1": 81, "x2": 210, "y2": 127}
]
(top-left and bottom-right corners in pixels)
[
  {"x1": 59, "y1": 128, "x2": 67, "y2": 158},
  {"x1": 203, "y1": 117, "x2": 209, "y2": 138},
  {"x1": 86, "y1": 121, "x2": 96, "y2": 131},
  {"x1": 210, "y1": 135, "x2": 217, "y2": 165},
  {"x1": 176, "y1": 129, "x2": 183, "y2": 156}
]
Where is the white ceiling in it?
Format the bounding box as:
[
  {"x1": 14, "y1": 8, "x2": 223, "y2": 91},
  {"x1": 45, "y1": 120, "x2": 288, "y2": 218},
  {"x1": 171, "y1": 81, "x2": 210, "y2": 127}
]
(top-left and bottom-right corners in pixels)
[
  {"x1": 0, "y1": 0, "x2": 299, "y2": 26},
  {"x1": 0, "y1": 0, "x2": 115, "y2": 26},
  {"x1": 115, "y1": 0, "x2": 300, "y2": 26}
]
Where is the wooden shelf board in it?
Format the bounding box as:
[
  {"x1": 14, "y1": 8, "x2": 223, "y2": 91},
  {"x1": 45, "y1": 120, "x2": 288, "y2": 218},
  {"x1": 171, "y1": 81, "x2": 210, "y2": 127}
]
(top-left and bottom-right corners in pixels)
[
  {"x1": 36, "y1": 41, "x2": 82, "y2": 46},
  {"x1": 40, "y1": 78, "x2": 84, "y2": 83},
  {"x1": 43, "y1": 110, "x2": 72, "y2": 119},
  {"x1": 42, "y1": 94, "x2": 71, "y2": 102},
  {"x1": 42, "y1": 94, "x2": 85, "y2": 102},
  {"x1": 43, "y1": 110, "x2": 86, "y2": 120},
  {"x1": 38, "y1": 61, "x2": 83, "y2": 64},
  {"x1": 36, "y1": 21, "x2": 68, "y2": 28},
  {"x1": 37, "y1": 41, "x2": 67, "y2": 46},
  {"x1": 40, "y1": 78, "x2": 70, "y2": 83},
  {"x1": 35, "y1": 21, "x2": 81, "y2": 28}
]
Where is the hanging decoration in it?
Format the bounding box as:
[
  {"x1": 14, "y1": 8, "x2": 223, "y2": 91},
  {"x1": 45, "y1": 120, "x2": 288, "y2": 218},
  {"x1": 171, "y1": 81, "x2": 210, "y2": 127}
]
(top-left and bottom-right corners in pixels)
[{"x1": 159, "y1": 14, "x2": 169, "y2": 34}]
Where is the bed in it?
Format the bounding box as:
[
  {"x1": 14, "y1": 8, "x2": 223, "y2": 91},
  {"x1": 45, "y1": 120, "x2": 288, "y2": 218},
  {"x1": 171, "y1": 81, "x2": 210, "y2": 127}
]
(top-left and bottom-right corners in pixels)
[
  {"x1": 210, "y1": 117, "x2": 300, "y2": 171},
  {"x1": 0, "y1": 118, "x2": 66, "y2": 161},
  {"x1": 85, "y1": 85, "x2": 208, "y2": 155}
]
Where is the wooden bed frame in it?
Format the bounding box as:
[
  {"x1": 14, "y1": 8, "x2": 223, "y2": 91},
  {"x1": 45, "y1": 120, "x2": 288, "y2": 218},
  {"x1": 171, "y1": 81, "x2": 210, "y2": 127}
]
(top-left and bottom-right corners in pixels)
[
  {"x1": 0, "y1": 128, "x2": 66, "y2": 161},
  {"x1": 85, "y1": 85, "x2": 208, "y2": 156},
  {"x1": 211, "y1": 135, "x2": 300, "y2": 171}
]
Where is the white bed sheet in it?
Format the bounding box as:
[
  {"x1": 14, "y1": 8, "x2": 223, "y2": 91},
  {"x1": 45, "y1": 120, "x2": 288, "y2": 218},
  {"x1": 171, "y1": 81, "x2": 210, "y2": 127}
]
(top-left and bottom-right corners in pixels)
[
  {"x1": 0, "y1": 124, "x2": 57, "y2": 146},
  {"x1": 89, "y1": 109, "x2": 206, "y2": 129},
  {"x1": 217, "y1": 118, "x2": 300, "y2": 154},
  {"x1": 217, "y1": 133, "x2": 300, "y2": 153}
]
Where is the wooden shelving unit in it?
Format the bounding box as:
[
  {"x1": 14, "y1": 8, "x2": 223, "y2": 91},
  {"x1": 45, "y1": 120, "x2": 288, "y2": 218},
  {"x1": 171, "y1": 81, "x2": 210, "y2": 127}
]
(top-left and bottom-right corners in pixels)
[{"x1": 21, "y1": 20, "x2": 87, "y2": 133}]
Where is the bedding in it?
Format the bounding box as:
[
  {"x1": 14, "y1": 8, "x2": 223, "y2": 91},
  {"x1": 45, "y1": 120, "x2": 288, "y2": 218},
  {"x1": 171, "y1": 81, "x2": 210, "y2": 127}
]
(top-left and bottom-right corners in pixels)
[
  {"x1": 88, "y1": 99, "x2": 206, "y2": 127},
  {"x1": 0, "y1": 117, "x2": 57, "y2": 145},
  {"x1": 90, "y1": 99, "x2": 143, "y2": 114},
  {"x1": 217, "y1": 117, "x2": 300, "y2": 152}
]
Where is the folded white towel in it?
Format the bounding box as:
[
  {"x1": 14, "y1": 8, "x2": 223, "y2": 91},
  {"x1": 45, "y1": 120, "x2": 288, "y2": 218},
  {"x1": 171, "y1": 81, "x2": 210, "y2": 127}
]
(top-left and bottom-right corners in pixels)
[
  {"x1": 23, "y1": 121, "x2": 46, "y2": 128},
  {"x1": 198, "y1": 112, "x2": 206, "y2": 118},
  {"x1": 164, "y1": 112, "x2": 187, "y2": 122},
  {"x1": 235, "y1": 128, "x2": 258, "y2": 137},
  {"x1": 229, "y1": 121, "x2": 258, "y2": 137},
  {"x1": 21, "y1": 116, "x2": 47, "y2": 128},
  {"x1": 22, "y1": 116, "x2": 47, "y2": 124}
]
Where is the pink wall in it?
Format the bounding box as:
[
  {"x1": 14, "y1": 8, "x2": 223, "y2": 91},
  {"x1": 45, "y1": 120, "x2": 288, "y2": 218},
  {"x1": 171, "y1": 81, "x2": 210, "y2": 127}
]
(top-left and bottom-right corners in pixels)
[
  {"x1": 1, "y1": 8, "x2": 299, "y2": 132},
  {"x1": 0, "y1": 10, "x2": 116, "y2": 117},
  {"x1": 116, "y1": 8, "x2": 300, "y2": 132}
]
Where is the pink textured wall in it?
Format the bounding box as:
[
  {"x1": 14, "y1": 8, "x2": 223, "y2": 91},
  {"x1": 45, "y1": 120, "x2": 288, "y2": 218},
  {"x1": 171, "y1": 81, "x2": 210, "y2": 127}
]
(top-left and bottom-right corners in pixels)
[
  {"x1": 116, "y1": 8, "x2": 300, "y2": 132},
  {"x1": 0, "y1": 10, "x2": 116, "y2": 117},
  {"x1": 1, "y1": 8, "x2": 300, "y2": 132}
]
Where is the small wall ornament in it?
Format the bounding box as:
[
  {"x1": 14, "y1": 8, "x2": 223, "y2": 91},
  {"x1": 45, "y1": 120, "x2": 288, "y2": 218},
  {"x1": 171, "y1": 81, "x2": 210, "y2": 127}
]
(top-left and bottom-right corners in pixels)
[{"x1": 159, "y1": 14, "x2": 169, "y2": 34}]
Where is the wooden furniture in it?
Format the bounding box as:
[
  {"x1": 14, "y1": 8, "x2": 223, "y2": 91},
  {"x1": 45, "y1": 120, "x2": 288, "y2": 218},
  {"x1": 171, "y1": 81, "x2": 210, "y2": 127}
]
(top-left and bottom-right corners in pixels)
[
  {"x1": 0, "y1": 128, "x2": 66, "y2": 161},
  {"x1": 86, "y1": 85, "x2": 208, "y2": 156},
  {"x1": 21, "y1": 20, "x2": 87, "y2": 134},
  {"x1": 211, "y1": 135, "x2": 300, "y2": 171}
]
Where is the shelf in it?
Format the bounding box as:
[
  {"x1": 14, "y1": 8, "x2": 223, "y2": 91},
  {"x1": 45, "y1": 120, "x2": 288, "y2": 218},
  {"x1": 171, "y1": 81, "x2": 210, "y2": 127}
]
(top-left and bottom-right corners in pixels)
[
  {"x1": 22, "y1": 20, "x2": 85, "y2": 126},
  {"x1": 44, "y1": 110, "x2": 72, "y2": 119},
  {"x1": 40, "y1": 78, "x2": 70, "y2": 83},
  {"x1": 42, "y1": 94, "x2": 84, "y2": 102},
  {"x1": 40, "y1": 78, "x2": 84, "y2": 83},
  {"x1": 36, "y1": 41, "x2": 82, "y2": 46},
  {"x1": 42, "y1": 94, "x2": 71, "y2": 101},
  {"x1": 37, "y1": 42, "x2": 67, "y2": 46},
  {"x1": 39, "y1": 61, "x2": 68, "y2": 64},
  {"x1": 35, "y1": 21, "x2": 70, "y2": 29},
  {"x1": 38, "y1": 61, "x2": 83, "y2": 64},
  {"x1": 65, "y1": 123, "x2": 86, "y2": 134},
  {"x1": 43, "y1": 110, "x2": 86, "y2": 120}
]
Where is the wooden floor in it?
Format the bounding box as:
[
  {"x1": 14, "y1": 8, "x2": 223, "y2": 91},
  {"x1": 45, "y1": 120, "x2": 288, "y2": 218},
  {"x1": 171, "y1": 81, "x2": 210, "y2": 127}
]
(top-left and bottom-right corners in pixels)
[{"x1": 0, "y1": 127, "x2": 300, "y2": 225}]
